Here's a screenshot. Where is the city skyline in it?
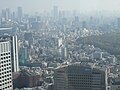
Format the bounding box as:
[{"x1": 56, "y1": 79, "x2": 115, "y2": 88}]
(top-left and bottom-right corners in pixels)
[
  {"x1": 0, "y1": 0, "x2": 120, "y2": 13},
  {"x1": 1, "y1": 0, "x2": 120, "y2": 90}
]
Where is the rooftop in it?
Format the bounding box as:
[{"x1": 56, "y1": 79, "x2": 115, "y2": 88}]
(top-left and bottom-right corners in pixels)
[{"x1": 0, "y1": 28, "x2": 12, "y2": 31}]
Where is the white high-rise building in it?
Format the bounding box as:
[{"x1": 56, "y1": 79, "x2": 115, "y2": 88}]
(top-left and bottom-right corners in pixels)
[
  {"x1": 0, "y1": 35, "x2": 19, "y2": 72},
  {"x1": 11, "y1": 35, "x2": 19, "y2": 72},
  {"x1": 0, "y1": 40, "x2": 13, "y2": 90},
  {"x1": 0, "y1": 28, "x2": 19, "y2": 72}
]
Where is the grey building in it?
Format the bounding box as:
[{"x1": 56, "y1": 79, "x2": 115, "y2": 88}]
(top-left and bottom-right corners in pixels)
[
  {"x1": 53, "y1": 6, "x2": 59, "y2": 19},
  {"x1": 17, "y1": 7, "x2": 23, "y2": 21},
  {"x1": 54, "y1": 63, "x2": 108, "y2": 90},
  {"x1": 111, "y1": 78, "x2": 120, "y2": 90},
  {"x1": 117, "y1": 18, "x2": 120, "y2": 29}
]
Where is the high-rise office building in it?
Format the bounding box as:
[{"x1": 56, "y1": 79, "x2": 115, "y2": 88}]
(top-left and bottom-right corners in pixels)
[
  {"x1": 0, "y1": 35, "x2": 19, "y2": 72},
  {"x1": 1, "y1": 9, "x2": 6, "y2": 21},
  {"x1": 82, "y1": 21, "x2": 87, "y2": 29},
  {"x1": 0, "y1": 39, "x2": 13, "y2": 90},
  {"x1": 53, "y1": 6, "x2": 58, "y2": 19},
  {"x1": 12, "y1": 12, "x2": 15, "y2": 21},
  {"x1": 0, "y1": 28, "x2": 19, "y2": 72},
  {"x1": 117, "y1": 18, "x2": 120, "y2": 29},
  {"x1": 5, "y1": 8, "x2": 11, "y2": 20},
  {"x1": 11, "y1": 35, "x2": 19, "y2": 72},
  {"x1": 1, "y1": 8, "x2": 11, "y2": 21},
  {"x1": 18, "y1": 7, "x2": 23, "y2": 21},
  {"x1": 19, "y1": 47, "x2": 28, "y2": 65},
  {"x1": 54, "y1": 63, "x2": 108, "y2": 90}
]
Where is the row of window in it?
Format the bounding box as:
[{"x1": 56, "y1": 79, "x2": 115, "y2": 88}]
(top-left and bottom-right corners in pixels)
[
  {"x1": 0, "y1": 74, "x2": 11, "y2": 79},
  {"x1": 0, "y1": 68, "x2": 11, "y2": 72},
  {"x1": 68, "y1": 82, "x2": 92, "y2": 84},
  {"x1": 1, "y1": 60, "x2": 11, "y2": 64},
  {"x1": 0, "y1": 66, "x2": 11, "y2": 70},
  {"x1": 0, "y1": 71, "x2": 12, "y2": 75},
  {"x1": 0, "y1": 69, "x2": 12, "y2": 74},
  {"x1": 1, "y1": 63, "x2": 11, "y2": 68},
  {"x1": 0, "y1": 77, "x2": 12, "y2": 82},
  {"x1": 0, "y1": 84, "x2": 12, "y2": 90},
  {"x1": 1, "y1": 52, "x2": 10, "y2": 56},
  {"x1": 1, "y1": 56, "x2": 11, "y2": 60},
  {"x1": 0, "y1": 42, "x2": 10, "y2": 53}
]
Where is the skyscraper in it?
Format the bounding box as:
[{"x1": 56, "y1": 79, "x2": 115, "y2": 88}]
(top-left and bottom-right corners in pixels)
[
  {"x1": 1, "y1": 9, "x2": 6, "y2": 21},
  {"x1": 1, "y1": 8, "x2": 11, "y2": 21},
  {"x1": 5, "y1": 8, "x2": 11, "y2": 20},
  {"x1": 54, "y1": 63, "x2": 108, "y2": 90},
  {"x1": 19, "y1": 47, "x2": 28, "y2": 65},
  {"x1": 18, "y1": 7, "x2": 23, "y2": 21},
  {"x1": 0, "y1": 28, "x2": 19, "y2": 72},
  {"x1": 0, "y1": 39, "x2": 13, "y2": 90},
  {"x1": 11, "y1": 35, "x2": 19, "y2": 72},
  {"x1": 117, "y1": 18, "x2": 120, "y2": 29},
  {"x1": 82, "y1": 21, "x2": 87, "y2": 29},
  {"x1": 53, "y1": 6, "x2": 58, "y2": 19},
  {"x1": 0, "y1": 35, "x2": 19, "y2": 72}
]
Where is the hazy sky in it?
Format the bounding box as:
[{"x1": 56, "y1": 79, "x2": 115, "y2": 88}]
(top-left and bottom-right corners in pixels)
[{"x1": 0, "y1": 0, "x2": 120, "y2": 13}]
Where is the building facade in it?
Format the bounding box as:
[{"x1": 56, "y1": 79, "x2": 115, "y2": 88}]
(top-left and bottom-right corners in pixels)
[
  {"x1": 0, "y1": 35, "x2": 19, "y2": 72},
  {"x1": 54, "y1": 63, "x2": 108, "y2": 90},
  {"x1": 0, "y1": 40, "x2": 13, "y2": 90}
]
